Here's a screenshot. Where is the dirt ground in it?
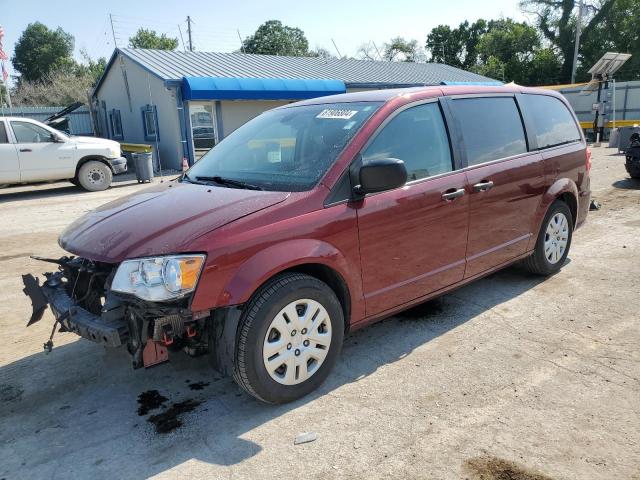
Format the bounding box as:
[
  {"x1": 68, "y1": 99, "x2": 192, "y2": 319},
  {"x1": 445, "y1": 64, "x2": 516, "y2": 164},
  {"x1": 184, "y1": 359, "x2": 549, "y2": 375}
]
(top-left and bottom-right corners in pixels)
[{"x1": 0, "y1": 149, "x2": 638, "y2": 480}]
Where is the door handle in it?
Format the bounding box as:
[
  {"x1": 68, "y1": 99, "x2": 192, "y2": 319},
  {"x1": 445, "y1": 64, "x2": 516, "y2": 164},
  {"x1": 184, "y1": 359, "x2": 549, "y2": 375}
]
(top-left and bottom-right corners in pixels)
[
  {"x1": 473, "y1": 180, "x2": 494, "y2": 192},
  {"x1": 19, "y1": 148, "x2": 32, "y2": 152},
  {"x1": 441, "y1": 188, "x2": 466, "y2": 201}
]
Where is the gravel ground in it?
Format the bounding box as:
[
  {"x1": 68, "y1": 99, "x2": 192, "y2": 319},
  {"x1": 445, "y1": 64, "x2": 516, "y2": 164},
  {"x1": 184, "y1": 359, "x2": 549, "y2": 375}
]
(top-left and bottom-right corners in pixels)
[{"x1": 0, "y1": 149, "x2": 638, "y2": 480}]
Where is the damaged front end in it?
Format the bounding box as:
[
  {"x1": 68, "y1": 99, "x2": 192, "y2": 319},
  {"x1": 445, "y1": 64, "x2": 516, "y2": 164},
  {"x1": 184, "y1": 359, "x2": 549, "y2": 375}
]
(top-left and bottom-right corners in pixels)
[{"x1": 22, "y1": 256, "x2": 210, "y2": 369}]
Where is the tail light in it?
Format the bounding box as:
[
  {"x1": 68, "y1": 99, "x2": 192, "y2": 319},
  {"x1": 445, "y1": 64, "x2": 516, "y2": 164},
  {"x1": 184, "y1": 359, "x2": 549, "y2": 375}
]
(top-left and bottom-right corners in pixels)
[{"x1": 585, "y1": 147, "x2": 592, "y2": 173}]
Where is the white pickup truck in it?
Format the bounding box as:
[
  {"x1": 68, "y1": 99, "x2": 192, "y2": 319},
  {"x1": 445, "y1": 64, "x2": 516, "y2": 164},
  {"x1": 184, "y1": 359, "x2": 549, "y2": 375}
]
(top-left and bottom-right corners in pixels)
[{"x1": 0, "y1": 116, "x2": 127, "y2": 191}]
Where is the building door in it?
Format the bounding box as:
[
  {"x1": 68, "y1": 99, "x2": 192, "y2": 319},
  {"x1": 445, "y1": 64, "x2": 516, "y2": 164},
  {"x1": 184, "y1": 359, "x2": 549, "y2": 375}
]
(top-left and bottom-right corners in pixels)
[{"x1": 189, "y1": 103, "x2": 217, "y2": 161}]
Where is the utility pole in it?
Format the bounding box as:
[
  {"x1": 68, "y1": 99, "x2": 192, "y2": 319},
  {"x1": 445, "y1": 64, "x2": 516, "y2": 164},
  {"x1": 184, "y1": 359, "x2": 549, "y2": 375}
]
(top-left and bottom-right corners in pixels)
[
  {"x1": 186, "y1": 16, "x2": 193, "y2": 52},
  {"x1": 109, "y1": 14, "x2": 117, "y2": 47},
  {"x1": 570, "y1": 0, "x2": 583, "y2": 84}
]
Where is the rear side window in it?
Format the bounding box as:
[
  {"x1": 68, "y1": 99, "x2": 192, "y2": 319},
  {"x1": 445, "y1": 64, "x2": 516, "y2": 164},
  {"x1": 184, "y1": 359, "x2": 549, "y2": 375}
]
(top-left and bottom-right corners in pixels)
[
  {"x1": 452, "y1": 97, "x2": 527, "y2": 166},
  {"x1": 0, "y1": 122, "x2": 8, "y2": 143},
  {"x1": 520, "y1": 94, "x2": 581, "y2": 149},
  {"x1": 362, "y1": 102, "x2": 453, "y2": 181}
]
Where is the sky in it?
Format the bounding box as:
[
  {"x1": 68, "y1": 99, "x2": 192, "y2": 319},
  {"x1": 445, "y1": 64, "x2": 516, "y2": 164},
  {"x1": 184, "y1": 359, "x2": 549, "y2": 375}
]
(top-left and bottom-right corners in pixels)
[{"x1": 0, "y1": 0, "x2": 526, "y2": 80}]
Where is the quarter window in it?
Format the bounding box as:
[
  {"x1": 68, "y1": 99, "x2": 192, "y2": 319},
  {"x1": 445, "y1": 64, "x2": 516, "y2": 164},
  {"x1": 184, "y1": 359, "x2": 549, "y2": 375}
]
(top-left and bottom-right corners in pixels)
[
  {"x1": 362, "y1": 102, "x2": 453, "y2": 181},
  {"x1": 10, "y1": 121, "x2": 54, "y2": 144},
  {"x1": 452, "y1": 97, "x2": 527, "y2": 166},
  {"x1": 520, "y1": 94, "x2": 581, "y2": 149}
]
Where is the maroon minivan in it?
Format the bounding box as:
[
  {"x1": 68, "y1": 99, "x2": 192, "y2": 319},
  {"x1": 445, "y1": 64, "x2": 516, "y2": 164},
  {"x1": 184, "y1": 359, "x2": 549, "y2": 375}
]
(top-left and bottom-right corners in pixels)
[{"x1": 25, "y1": 85, "x2": 590, "y2": 403}]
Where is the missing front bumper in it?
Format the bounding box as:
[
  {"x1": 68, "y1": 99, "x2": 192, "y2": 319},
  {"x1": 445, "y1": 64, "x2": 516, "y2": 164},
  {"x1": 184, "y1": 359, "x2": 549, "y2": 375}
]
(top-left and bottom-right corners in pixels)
[{"x1": 23, "y1": 272, "x2": 128, "y2": 347}]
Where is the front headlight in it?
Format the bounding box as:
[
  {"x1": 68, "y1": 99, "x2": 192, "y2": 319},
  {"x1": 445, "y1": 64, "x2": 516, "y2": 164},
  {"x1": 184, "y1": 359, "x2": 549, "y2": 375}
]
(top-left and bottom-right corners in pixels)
[
  {"x1": 109, "y1": 146, "x2": 120, "y2": 158},
  {"x1": 111, "y1": 255, "x2": 206, "y2": 301}
]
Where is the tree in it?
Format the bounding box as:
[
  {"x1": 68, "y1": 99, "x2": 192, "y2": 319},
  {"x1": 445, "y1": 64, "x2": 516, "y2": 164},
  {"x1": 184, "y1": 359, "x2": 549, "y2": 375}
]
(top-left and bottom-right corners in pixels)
[
  {"x1": 476, "y1": 19, "x2": 541, "y2": 84},
  {"x1": 12, "y1": 22, "x2": 75, "y2": 82},
  {"x1": 356, "y1": 42, "x2": 381, "y2": 61},
  {"x1": 12, "y1": 69, "x2": 94, "y2": 106},
  {"x1": 76, "y1": 50, "x2": 107, "y2": 85},
  {"x1": 242, "y1": 20, "x2": 310, "y2": 56},
  {"x1": 521, "y1": 0, "x2": 616, "y2": 82},
  {"x1": 577, "y1": 0, "x2": 640, "y2": 81},
  {"x1": 129, "y1": 28, "x2": 179, "y2": 50},
  {"x1": 426, "y1": 20, "x2": 488, "y2": 68},
  {"x1": 383, "y1": 37, "x2": 424, "y2": 62},
  {"x1": 308, "y1": 47, "x2": 336, "y2": 59}
]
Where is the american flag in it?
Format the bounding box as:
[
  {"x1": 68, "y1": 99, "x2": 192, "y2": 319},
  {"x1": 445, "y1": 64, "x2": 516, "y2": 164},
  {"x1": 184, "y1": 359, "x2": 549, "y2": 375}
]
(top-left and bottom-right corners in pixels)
[
  {"x1": 2, "y1": 62, "x2": 8, "y2": 83},
  {"x1": 0, "y1": 26, "x2": 7, "y2": 61}
]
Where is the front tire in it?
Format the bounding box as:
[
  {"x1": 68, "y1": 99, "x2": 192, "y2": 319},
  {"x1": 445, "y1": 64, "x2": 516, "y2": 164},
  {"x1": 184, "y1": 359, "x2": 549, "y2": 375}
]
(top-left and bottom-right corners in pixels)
[
  {"x1": 77, "y1": 161, "x2": 113, "y2": 192},
  {"x1": 233, "y1": 273, "x2": 344, "y2": 404},
  {"x1": 523, "y1": 200, "x2": 573, "y2": 275}
]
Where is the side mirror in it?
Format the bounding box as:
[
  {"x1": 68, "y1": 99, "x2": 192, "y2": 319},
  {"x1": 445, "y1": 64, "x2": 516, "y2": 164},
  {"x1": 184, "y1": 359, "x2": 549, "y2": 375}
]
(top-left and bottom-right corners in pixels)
[
  {"x1": 49, "y1": 133, "x2": 62, "y2": 143},
  {"x1": 354, "y1": 158, "x2": 407, "y2": 196}
]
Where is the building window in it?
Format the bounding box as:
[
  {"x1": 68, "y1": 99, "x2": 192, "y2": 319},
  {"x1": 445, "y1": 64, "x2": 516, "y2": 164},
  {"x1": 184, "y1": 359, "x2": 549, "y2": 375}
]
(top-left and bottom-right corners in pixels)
[
  {"x1": 141, "y1": 105, "x2": 159, "y2": 141},
  {"x1": 109, "y1": 109, "x2": 123, "y2": 140}
]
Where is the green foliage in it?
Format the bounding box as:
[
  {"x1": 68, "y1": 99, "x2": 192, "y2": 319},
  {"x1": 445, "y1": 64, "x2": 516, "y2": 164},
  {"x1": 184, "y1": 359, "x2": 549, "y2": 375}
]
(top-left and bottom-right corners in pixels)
[
  {"x1": 578, "y1": 0, "x2": 640, "y2": 81},
  {"x1": 129, "y1": 28, "x2": 179, "y2": 50},
  {"x1": 12, "y1": 22, "x2": 75, "y2": 82},
  {"x1": 521, "y1": 0, "x2": 617, "y2": 82},
  {"x1": 383, "y1": 37, "x2": 422, "y2": 62},
  {"x1": 477, "y1": 19, "x2": 541, "y2": 84},
  {"x1": 12, "y1": 69, "x2": 95, "y2": 106},
  {"x1": 242, "y1": 20, "x2": 310, "y2": 56},
  {"x1": 426, "y1": 20, "x2": 487, "y2": 69}
]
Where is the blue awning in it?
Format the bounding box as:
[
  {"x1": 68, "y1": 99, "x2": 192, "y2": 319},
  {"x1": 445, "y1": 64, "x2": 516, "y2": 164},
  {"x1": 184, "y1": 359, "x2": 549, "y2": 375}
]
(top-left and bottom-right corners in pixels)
[{"x1": 182, "y1": 76, "x2": 346, "y2": 101}]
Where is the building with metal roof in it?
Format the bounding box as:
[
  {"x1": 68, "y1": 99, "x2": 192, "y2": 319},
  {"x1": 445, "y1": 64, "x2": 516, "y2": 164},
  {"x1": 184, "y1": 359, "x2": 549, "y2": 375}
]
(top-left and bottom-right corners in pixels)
[{"x1": 92, "y1": 48, "x2": 499, "y2": 169}]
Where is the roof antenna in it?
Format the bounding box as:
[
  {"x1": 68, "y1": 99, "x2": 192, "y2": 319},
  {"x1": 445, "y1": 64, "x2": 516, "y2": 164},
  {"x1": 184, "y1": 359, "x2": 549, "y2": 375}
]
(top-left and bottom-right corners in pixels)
[
  {"x1": 237, "y1": 29, "x2": 245, "y2": 53},
  {"x1": 331, "y1": 38, "x2": 342, "y2": 59}
]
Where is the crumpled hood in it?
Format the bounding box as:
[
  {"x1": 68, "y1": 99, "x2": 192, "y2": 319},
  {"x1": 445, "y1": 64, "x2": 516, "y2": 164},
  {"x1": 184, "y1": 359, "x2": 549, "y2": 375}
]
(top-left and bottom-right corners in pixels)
[{"x1": 59, "y1": 181, "x2": 289, "y2": 263}]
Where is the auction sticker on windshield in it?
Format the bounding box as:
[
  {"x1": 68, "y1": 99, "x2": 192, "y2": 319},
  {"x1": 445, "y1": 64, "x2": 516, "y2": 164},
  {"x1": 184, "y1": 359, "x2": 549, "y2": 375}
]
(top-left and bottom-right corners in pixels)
[{"x1": 316, "y1": 109, "x2": 358, "y2": 119}]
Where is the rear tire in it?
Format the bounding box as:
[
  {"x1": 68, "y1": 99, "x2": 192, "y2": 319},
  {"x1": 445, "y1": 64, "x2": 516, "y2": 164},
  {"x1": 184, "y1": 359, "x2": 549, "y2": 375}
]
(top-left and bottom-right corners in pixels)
[
  {"x1": 77, "y1": 161, "x2": 112, "y2": 192},
  {"x1": 523, "y1": 200, "x2": 573, "y2": 275},
  {"x1": 233, "y1": 273, "x2": 344, "y2": 404}
]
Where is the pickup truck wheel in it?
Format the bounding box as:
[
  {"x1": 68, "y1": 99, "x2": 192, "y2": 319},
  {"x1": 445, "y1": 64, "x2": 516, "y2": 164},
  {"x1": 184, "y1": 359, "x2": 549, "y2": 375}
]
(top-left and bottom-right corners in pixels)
[
  {"x1": 77, "y1": 161, "x2": 112, "y2": 192},
  {"x1": 233, "y1": 273, "x2": 344, "y2": 404},
  {"x1": 523, "y1": 200, "x2": 573, "y2": 275}
]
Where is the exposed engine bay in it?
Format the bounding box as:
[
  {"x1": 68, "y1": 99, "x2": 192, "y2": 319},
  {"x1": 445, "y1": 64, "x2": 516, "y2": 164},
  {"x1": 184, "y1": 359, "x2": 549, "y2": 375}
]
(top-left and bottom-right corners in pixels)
[{"x1": 22, "y1": 256, "x2": 212, "y2": 369}]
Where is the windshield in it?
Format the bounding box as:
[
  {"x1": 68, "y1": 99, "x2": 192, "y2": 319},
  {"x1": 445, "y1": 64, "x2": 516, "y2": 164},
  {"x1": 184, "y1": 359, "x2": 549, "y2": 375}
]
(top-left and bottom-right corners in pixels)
[{"x1": 186, "y1": 102, "x2": 381, "y2": 192}]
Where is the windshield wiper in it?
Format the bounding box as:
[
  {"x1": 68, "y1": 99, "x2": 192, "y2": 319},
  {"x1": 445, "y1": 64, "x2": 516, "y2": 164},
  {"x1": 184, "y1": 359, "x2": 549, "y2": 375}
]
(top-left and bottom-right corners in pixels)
[
  {"x1": 181, "y1": 172, "x2": 208, "y2": 185},
  {"x1": 195, "y1": 175, "x2": 263, "y2": 191}
]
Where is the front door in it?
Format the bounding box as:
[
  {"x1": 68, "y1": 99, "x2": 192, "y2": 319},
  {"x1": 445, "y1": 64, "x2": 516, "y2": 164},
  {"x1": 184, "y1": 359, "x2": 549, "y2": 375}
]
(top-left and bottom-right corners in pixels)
[
  {"x1": 10, "y1": 120, "x2": 76, "y2": 182},
  {"x1": 355, "y1": 101, "x2": 469, "y2": 316},
  {"x1": 448, "y1": 96, "x2": 545, "y2": 278},
  {"x1": 0, "y1": 120, "x2": 20, "y2": 183}
]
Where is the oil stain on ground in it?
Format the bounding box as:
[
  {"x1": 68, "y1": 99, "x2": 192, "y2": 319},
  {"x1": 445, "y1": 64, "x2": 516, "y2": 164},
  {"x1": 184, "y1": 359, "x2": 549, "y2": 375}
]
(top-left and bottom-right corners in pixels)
[
  {"x1": 147, "y1": 399, "x2": 202, "y2": 434},
  {"x1": 187, "y1": 381, "x2": 210, "y2": 391},
  {"x1": 137, "y1": 390, "x2": 168, "y2": 416},
  {"x1": 465, "y1": 456, "x2": 554, "y2": 480}
]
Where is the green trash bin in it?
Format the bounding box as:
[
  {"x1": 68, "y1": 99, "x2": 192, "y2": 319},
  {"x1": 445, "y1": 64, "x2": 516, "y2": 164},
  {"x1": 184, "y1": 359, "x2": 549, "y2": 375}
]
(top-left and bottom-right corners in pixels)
[{"x1": 132, "y1": 152, "x2": 154, "y2": 183}]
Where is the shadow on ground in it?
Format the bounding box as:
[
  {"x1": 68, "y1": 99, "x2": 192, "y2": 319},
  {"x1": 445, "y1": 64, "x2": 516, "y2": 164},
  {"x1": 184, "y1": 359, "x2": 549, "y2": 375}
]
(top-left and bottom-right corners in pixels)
[
  {"x1": 0, "y1": 174, "x2": 145, "y2": 203},
  {"x1": 612, "y1": 178, "x2": 640, "y2": 190},
  {"x1": 0, "y1": 266, "x2": 546, "y2": 478}
]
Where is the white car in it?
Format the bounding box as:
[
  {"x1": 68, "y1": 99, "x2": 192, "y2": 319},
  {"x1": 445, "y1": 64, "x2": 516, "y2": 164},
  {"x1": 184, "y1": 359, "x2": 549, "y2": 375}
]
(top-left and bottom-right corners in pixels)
[{"x1": 0, "y1": 116, "x2": 127, "y2": 191}]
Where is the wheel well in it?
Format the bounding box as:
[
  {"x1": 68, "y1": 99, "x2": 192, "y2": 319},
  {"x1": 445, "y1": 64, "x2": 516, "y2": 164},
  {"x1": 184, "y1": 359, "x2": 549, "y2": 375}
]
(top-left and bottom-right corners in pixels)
[
  {"x1": 558, "y1": 192, "x2": 577, "y2": 227},
  {"x1": 283, "y1": 264, "x2": 351, "y2": 332},
  {"x1": 74, "y1": 156, "x2": 113, "y2": 178}
]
